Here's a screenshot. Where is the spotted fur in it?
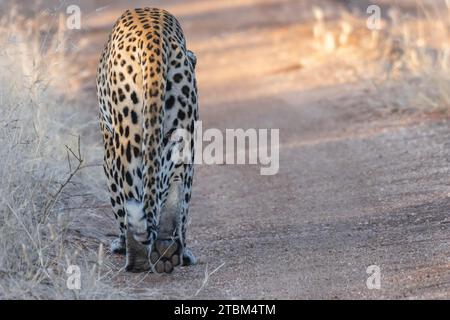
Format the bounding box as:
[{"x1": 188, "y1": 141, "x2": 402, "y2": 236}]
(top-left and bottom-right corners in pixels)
[{"x1": 96, "y1": 8, "x2": 198, "y2": 273}]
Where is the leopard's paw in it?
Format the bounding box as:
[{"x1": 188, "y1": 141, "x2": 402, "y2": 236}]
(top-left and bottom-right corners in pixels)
[
  {"x1": 182, "y1": 247, "x2": 197, "y2": 266},
  {"x1": 150, "y1": 238, "x2": 183, "y2": 273}
]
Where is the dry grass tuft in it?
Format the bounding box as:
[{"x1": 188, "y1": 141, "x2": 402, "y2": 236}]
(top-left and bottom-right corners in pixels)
[
  {"x1": 312, "y1": 0, "x2": 450, "y2": 114},
  {"x1": 0, "y1": 5, "x2": 131, "y2": 299}
]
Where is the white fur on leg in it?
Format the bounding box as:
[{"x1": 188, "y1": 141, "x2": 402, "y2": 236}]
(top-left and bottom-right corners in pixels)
[
  {"x1": 124, "y1": 199, "x2": 148, "y2": 242},
  {"x1": 110, "y1": 236, "x2": 125, "y2": 254}
]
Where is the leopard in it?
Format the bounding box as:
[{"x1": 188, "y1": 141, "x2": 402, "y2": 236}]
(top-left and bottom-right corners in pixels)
[{"x1": 96, "y1": 8, "x2": 199, "y2": 273}]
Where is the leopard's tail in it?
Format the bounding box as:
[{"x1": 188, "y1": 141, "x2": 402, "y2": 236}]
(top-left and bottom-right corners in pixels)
[{"x1": 125, "y1": 37, "x2": 167, "y2": 246}]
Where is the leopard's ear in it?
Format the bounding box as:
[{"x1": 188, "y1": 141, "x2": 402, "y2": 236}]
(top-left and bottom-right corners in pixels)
[{"x1": 187, "y1": 50, "x2": 197, "y2": 69}]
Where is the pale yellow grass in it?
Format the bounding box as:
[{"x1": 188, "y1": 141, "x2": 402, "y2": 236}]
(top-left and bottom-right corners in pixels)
[
  {"x1": 311, "y1": 0, "x2": 450, "y2": 114},
  {"x1": 0, "y1": 6, "x2": 129, "y2": 299}
]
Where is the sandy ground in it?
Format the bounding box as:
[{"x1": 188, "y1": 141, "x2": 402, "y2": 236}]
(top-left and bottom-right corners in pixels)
[{"x1": 47, "y1": 0, "x2": 450, "y2": 298}]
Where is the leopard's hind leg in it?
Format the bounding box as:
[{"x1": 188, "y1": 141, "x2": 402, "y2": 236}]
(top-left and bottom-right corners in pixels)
[
  {"x1": 149, "y1": 163, "x2": 197, "y2": 273},
  {"x1": 101, "y1": 123, "x2": 127, "y2": 255},
  {"x1": 148, "y1": 50, "x2": 198, "y2": 273},
  {"x1": 180, "y1": 162, "x2": 197, "y2": 266},
  {"x1": 101, "y1": 125, "x2": 148, "y2": 271},
  {"x1": 149, "y1": 174, "x2": 184, "y2": 273}
]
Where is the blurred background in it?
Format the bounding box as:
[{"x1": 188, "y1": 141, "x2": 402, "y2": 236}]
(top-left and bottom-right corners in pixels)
[{"x1": 1, "y1": 0, "x2": 450, "y2": 299}]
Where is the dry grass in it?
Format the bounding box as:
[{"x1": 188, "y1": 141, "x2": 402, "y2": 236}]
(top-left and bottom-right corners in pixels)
[
  {"x1": 0, "y1": 5, "x2": 131, "y2": 299},
  {"x1": 312, "y1": 0, "x2": 450, "y2": 115}
]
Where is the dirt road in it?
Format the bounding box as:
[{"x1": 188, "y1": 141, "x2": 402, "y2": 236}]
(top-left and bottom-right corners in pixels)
[{"x1": 72, "y1": 0, "x2": 450, "y2": 299}]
